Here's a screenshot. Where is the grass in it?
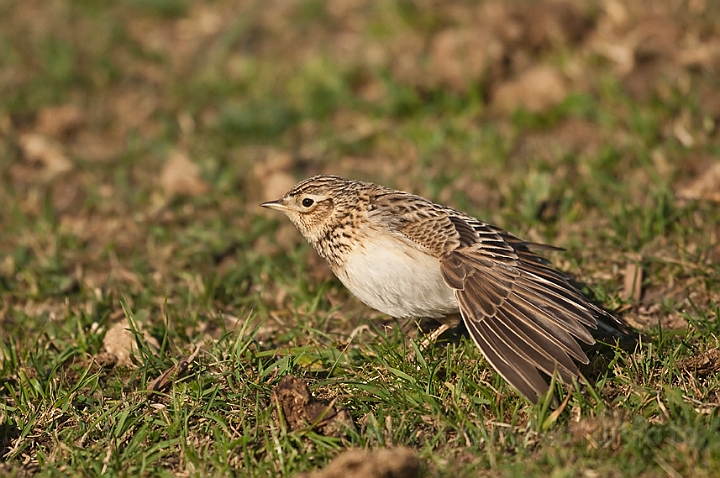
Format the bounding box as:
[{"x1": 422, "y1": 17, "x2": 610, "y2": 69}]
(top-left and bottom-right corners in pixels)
[{"x1": 2, "y1": 0, "x2": 720, "y2": 476}]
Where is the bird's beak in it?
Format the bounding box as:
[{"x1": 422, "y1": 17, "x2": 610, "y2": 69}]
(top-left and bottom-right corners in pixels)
[{"x1": 260, "y1": 198, "x2": 288, "y2": 212}]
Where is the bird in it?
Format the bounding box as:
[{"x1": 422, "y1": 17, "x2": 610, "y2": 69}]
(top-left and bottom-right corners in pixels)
[{"x1": 260, "y1": 175, "x2": 627, "y2": 403}]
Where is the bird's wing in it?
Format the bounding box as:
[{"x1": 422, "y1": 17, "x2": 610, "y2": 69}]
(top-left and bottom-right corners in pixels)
[
  {"x1": 439, "y1": 215, "x2": 606, "y2": 402},
  {"x1": 374, "y1": 193, "x2": 607, "y2": 403}
]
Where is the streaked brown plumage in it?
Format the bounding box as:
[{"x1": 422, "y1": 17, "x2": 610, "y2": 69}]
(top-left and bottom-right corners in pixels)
[{"x1": 261, "y1": 175, "x2": 627, "y2": 403}]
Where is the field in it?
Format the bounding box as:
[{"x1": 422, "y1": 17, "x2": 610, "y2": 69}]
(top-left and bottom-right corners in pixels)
[{"x1": 2, "y1": 0, "x2": 720, "y2": 476}]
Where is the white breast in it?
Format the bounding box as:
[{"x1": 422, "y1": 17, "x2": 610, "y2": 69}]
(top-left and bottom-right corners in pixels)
[{"x1": 336, "y1": 234, "x2": 459, "y2": 319}]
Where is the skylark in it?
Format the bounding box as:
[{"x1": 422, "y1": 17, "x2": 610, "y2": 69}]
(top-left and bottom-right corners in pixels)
[{"x1": 261, "y1": 175, "x2": 627, "y2": 403}]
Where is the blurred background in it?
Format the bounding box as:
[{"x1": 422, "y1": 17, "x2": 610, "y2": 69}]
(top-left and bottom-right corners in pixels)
[{"x1": 1, "y1": 0, "x2": 719, "y2": 335}]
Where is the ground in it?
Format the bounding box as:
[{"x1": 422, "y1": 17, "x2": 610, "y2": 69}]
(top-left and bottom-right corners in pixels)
[{"x1": 1, "y1": 0, "x2": 720, "y2": 476}]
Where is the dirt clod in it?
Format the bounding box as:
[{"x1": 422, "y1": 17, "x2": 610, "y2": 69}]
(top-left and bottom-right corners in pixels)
[
  {"x1": 272, "y1": 375, "x2": 353, "y2": 437},
  {"x1": 676, "y1": 161, "x2": 720, "y2": 203},
  {"x1": 99, "y1": 320, "x2": 160, "y2": 368},
  {"x1": 679, "y1": 349, "x2": 720, "y2": 378},
  {"x1": 491, "y1": 65, "x2": 568, "y2": 114},
  {"x1": 160, "y1": 150, "x2": 210, "y2": 197},
  {"x1": 16, "y1": 133, "x2": 74, "y2": 182},
  {"x1": 296, "y1": 447, "x2": 420, "y2": 478},
  {"x1": 622, "y1": 261, "x2": 643, "y2": 302}
]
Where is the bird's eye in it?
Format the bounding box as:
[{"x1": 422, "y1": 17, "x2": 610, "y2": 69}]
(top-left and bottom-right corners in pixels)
[{"x1": 301, "y1": 198, "x2": 314, "y2": 208}]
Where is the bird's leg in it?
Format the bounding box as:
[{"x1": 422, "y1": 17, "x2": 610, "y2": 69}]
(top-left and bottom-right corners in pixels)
[
  {"x1": 420, "y1": 323, "x2": 451, "y2": 349},
  {"x1": 406, "y1": 322, "x2": 452, "y2": 361}
]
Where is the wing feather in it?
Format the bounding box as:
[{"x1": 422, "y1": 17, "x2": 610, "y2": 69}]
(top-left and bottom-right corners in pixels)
[
  {"x1": 441, "y1": 245, "x2": 596, "y2": 401},
  {"x1": 463, "y1": 316, "x2": 549, "y2": 401}
]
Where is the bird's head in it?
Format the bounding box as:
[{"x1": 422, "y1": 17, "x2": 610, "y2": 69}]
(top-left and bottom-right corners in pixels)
[{"x1": 260, "y1": 175, "x2": 354, "y2": 243}]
